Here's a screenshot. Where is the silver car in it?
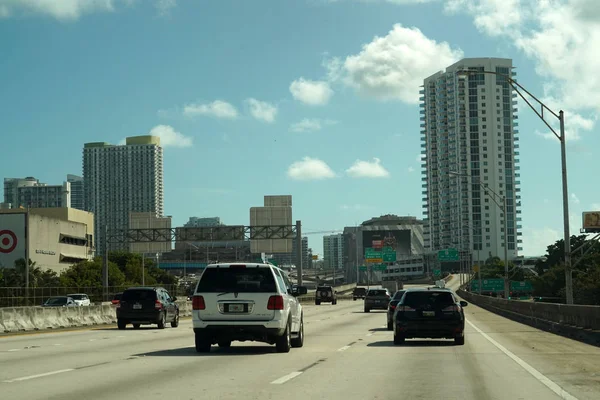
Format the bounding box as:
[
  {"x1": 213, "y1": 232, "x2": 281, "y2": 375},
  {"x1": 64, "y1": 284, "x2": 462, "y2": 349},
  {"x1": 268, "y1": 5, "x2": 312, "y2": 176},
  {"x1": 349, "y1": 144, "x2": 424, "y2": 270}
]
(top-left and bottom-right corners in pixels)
[{"x1": 364, "y1": 288, "x2": 391, "y2": 312}]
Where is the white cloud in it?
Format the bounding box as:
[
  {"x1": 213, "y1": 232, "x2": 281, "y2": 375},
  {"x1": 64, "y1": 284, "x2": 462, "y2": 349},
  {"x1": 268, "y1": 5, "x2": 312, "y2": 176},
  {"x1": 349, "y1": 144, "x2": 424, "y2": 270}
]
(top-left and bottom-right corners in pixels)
[
  {"x1": 571, "y1": 193, "x2": 580, "y2": 205},
  {"x1": 0, "y1": 0, "x2": 119, "y2": 20},
  {"x1": 289, "y1": 118, "x2": 337, "y2": 133},
  {"x1": 325, "y1": 24, "x2": 463, "y2": 103},
  {"x1": 346, "y1": 158, "x2": 390, "y2": 178},
  {"x1": 287, "y1": 157, "x2": 336, "y2": 181},
  {"x1": 148, "y1": 125, "x2": 192, "y2": 148},
  {"x1": 447, "y1": 0, "x2": 599, "y2": 139},
  {"x1": 183, "y1": 100, "x2": 238, "y2": 119},
  {"x1": 408, "y1": 166, "x2": 415, "y2": 173},
  {"x1": 245, "y1": 98, "x2": 278, "y2": 123},
  {"x1": 521, "y1": 227, "x2": 561, "y2": 256},
  {"x1": 289, "y1": 78, "x2": 334, "y2": 106},
  {"x1": 155, "y1": 0, "x2": 175, "y2": 16}
]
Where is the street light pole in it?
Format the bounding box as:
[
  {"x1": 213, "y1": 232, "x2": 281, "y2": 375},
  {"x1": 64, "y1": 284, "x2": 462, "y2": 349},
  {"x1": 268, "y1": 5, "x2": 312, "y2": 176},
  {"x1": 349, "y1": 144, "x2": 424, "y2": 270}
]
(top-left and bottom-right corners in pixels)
[
  {"x1": 502, "y1": 195, "x2": 509, "y2": 299},
  {"x1": 457, "y1": 69, "x2": 572, "y2": 304}
]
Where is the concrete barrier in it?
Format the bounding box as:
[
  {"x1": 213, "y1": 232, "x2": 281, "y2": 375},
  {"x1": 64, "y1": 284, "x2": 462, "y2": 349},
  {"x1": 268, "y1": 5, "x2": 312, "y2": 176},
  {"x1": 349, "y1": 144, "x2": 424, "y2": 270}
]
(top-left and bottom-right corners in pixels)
[{"x1": 458, "y1": 289, "x2": 600, "y2": 347}]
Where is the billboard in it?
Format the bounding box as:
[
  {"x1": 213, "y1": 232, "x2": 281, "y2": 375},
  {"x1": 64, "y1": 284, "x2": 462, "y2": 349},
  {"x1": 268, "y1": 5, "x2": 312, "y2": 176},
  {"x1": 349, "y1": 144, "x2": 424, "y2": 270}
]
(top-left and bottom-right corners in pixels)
[
  {"x1": 583, "y1": 212, "x2": 600, "y2": 232},
  {"x1": 249, "y1": 206, "x2": 293, "y2": 253},
  {"x1": 0, "y1": 213, "x2": 27, "y2": 269},
  {"x1": 362, "y1": 229, "x2": 411, "y2": 257}
]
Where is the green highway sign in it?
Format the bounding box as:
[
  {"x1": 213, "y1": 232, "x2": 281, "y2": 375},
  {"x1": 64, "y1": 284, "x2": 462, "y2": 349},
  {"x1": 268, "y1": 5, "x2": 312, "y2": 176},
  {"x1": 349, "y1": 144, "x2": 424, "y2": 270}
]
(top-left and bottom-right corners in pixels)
[
  {"x1": 510, "y1": 281, "x2": 533, "y2": 292},
  {"x1": 470, "y1": 278, "x2": 505, "y2": 292},
  {"x1": 438, "y1": 248, "x2": 459, "y2": 262},
  {"x1": 365, "y1": 248, "x2": 383, "y2": 262},
  {"x1": 359, "y1": 266, "x2": 367, "y2": 271},
  {"x1": 432, "y1": 269, "x2": 441, "y2": 277},
  {"x1": 373, "y1": 264, "x2": 388, "y2": 271},
  {"x1": 382, "y1": 246, "x2": 396, "y2": 262},
  {"x1": 268, "y1": 258, "x2": 278, "y2": 266}
]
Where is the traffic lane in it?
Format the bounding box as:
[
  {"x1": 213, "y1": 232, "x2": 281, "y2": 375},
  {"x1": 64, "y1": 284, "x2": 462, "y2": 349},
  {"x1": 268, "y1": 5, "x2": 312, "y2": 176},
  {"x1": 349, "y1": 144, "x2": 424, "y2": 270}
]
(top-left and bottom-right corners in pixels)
[
  {"x1": 0, "y1": 300, "x2": 361, "y2": 381},
  {"x1": 460, "y1": 298, "x2": 600, "y2": 399},
  {"x1": 0, "y1": 304, "x2": 388, "y2": 400},
  {"x1": 261, "y1": 317, "x2": 567, "y2": 400}
]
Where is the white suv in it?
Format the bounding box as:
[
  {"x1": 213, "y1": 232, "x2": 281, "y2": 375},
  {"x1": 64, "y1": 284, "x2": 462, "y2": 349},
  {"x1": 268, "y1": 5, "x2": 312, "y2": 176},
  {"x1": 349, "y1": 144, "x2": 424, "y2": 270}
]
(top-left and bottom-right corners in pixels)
[{"x1": 192, "y1": 263, "x2": 308, "y2": 353}]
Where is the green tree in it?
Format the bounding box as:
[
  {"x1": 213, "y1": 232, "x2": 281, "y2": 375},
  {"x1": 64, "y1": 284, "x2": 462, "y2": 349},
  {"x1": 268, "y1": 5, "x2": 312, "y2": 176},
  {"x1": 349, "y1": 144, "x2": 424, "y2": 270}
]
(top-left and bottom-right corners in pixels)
[
  {"x1": 1, "y1": 258, "x2": 60, "y2": 287},
  {"x1": 479, "y1": 256, "x2": 533, "y2": 282},
  {"x1": 59, "y1": 258, "x2": 126, "y2": 288}
]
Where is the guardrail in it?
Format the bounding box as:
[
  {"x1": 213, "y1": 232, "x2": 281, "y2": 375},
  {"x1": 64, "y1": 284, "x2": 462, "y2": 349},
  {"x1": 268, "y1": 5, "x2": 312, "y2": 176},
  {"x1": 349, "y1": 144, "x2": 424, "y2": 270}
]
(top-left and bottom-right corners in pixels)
[{"x1": 458, "y1": 289, "x2": 600, "y2": 346}]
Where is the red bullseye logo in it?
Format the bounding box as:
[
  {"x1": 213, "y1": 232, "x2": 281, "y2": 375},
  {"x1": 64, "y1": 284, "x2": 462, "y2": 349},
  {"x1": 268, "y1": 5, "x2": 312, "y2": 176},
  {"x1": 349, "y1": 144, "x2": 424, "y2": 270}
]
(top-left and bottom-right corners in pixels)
[{"x1": 0, "y1": 230, "x2": 17, "y2": 253}]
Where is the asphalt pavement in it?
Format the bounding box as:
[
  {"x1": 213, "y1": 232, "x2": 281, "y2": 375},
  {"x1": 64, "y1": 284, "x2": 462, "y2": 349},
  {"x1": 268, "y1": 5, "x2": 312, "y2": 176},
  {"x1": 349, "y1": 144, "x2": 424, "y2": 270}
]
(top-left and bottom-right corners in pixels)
[{"x1": 1, "y1": 276, "x2": 599, "y2": 400}]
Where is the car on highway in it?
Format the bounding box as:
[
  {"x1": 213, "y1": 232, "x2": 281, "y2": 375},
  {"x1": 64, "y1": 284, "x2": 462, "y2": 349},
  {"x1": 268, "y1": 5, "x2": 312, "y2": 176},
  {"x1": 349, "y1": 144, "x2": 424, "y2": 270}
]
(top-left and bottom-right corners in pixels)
[
  {"x1": 116, "y1": 286, "x2": 180, "y2": 330},
  {"x1": 192, "y1": 263, "x2": 308, "y2": 353},
  {"x1": 315, "y1": 285, "x2": 337, "y2": 305},
  {"x1": 353, "y1": 287, "x2": 367, "y2": 301},
  {"x1": 364, "y1": 288, "x2": 391, "y2": 312},
  {"x1": 387, "y1": 289, "x2": 406, "y2": 330},
  {"x1": 392, "y1": 288, "x2": 467, "y2": 345},
  {"x1": 67, "y1": 293, "x2": 91, "y2": 306},
  {"x1": 42, "y1": 296, "x2": 77, "y2": 307}
]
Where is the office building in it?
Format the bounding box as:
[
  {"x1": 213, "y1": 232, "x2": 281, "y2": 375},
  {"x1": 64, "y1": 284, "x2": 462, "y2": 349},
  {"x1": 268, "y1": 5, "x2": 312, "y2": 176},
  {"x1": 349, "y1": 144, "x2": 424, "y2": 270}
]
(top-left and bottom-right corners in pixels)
[
  {"x1": 0, "y1": 207, "x2": 94, "y2": 273},
  {"x1": 323, "y1": 233, "x2": 344, "y2": 270},
  {"x1": 67, "y1": 174, "x2": 84, "y2": 210},
  {"x1": 421, "y1": 57, "x2": 522, "y2": 264},
  {"x1": 184, "y1": 217, "x2": 223, "y2": 227},
  {"x1": 129, "y1": 212, "x2": 172, "y2": 254},
  {"x1": 3, "y1": 177, "x2": 70, "y2": 209},
  {"x1": 83, "y1": 135, "x2": 164, "y2": 255}
]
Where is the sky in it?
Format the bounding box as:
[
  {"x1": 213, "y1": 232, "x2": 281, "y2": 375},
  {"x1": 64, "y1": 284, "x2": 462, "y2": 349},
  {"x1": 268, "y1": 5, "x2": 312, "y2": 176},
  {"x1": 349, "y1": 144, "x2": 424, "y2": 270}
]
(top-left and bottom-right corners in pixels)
[{"x1": 0, "y1": 0, "x2": 599, "y2": 258}]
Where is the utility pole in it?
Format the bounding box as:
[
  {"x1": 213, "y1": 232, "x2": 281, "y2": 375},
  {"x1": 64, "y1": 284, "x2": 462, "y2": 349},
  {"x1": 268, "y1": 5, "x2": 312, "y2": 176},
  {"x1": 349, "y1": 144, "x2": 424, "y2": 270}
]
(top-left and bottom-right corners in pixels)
[
  {"x1": 296, "y1": 220, "x2": 303, "y2": 287},
  {"x1": 24, "y1": 207, "x2": 30, "y2": 305},
  {"x1": 503, "y1": 196, "x2": 510, "y2": 299},
  {"x1": 103, "y1": 225, "x2": 109, "y2": 301}
]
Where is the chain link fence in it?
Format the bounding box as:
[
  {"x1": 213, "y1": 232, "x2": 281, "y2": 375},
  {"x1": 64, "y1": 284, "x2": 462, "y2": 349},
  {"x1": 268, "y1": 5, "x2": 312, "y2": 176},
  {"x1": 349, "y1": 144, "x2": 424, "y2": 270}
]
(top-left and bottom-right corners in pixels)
[{"x1": 0, "y1": 284, "x2": 190, "y2": 308}]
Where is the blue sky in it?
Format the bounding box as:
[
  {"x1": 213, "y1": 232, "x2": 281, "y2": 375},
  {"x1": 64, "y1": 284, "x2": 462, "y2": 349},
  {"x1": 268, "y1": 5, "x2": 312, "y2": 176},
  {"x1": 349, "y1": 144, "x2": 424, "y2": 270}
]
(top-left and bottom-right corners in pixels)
[{"x1": 1, "y1": 0, "x2": 598, "y2": 257}]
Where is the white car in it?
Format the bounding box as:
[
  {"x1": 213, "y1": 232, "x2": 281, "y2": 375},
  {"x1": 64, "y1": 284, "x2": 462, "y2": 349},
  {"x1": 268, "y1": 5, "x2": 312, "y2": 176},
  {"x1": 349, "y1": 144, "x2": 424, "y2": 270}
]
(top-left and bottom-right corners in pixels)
[
  {"x1": 67, "y1": 293, "x2": 91, "y2": 306},
  {"x1": 192, "y1": 263, "x2": 308, "y2": 353}
]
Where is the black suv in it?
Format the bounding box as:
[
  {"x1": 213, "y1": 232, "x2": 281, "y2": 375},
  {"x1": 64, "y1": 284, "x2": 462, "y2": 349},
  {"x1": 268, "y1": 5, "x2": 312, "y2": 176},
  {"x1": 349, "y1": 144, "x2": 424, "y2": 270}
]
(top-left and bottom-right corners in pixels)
[
  {"x1": 353, "y1": 287, "x2": 367, "y2": 301},
  {"x1": 392, "y1": 288, "x2": 467, "y2": 345},
  {"x1": 116, "y1": 287, "x2": 180, "y2": 330},
  {"x1": 315, "y1": 286, "x2": 337, "y2": 305}
]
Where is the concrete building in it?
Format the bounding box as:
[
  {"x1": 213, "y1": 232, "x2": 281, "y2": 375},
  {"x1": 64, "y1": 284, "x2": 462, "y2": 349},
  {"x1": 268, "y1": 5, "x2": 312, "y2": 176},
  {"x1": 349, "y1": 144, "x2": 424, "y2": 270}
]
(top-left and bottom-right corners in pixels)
[
  {"x1": 184, "y1": 217, "x2": 223, "y2": 227},
  {"x1": 3, "y1": 177, "x2": 70, "y2": 209},
  {"x1": 128, "y1": 212, "x2": 172, "y2": 254},
  {"x1": 323, "y1": 233, "x2": 344, "y2": 270},
  {"x1": 249, "y1": 195, "x2": 293, "y2": 254},
  {"x1": 421, "y1": 57, "x2": 522, "y2": 263},
  {"x1": 0, "y1": 208, "x2": 94, "y2": 273},
  {"x1": 67, "y1": 175, "x2": 84, "y2": 210},
  {"x1": 293, "y1": 236, "x2": 309, "y2": 269},
  {"x1": 83, "y1": 135, "x2": 164, "y2": 255},
  {"x1": 343, "y1": 215, "x2": 425, "y2": 283}
]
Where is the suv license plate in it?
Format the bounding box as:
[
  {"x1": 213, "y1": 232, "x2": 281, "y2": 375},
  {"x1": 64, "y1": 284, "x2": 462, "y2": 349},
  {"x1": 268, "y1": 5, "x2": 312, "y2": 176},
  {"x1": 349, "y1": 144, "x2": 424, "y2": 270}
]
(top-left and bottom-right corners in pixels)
[
  {"x1": 423, "y1": 311, "x2": 435, "y2": 317},
  {"x1": 228, "y1": 304, "x2": 244, "y2": 313},
  {"x1": 133, "y1": 304, "x2": 142, "y2": 310}
]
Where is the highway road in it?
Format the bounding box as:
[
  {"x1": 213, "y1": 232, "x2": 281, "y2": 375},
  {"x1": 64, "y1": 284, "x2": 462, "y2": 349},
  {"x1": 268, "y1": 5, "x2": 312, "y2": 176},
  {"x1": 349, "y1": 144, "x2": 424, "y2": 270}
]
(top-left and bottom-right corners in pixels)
[{"x1": 1, "y1": 276, "x2": 599, "y2": 400}]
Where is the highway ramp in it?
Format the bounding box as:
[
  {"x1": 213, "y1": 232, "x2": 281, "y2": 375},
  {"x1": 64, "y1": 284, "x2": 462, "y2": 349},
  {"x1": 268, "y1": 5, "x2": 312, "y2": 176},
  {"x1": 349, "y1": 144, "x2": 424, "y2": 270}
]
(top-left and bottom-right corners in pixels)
[{"x1": 0, "y1": 275, "x2": 599, "y2": 400}]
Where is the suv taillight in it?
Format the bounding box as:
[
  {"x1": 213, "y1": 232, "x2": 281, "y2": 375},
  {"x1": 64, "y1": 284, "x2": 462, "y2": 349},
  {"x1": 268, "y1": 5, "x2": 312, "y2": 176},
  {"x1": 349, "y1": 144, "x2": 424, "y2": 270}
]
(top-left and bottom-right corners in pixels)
[
  {"x1": 442, "y1": 305, "x2": 460, "y2": 312},
  {"x1": 267, "y1": 295, "x2": 284, "y2": 310},
  {"x1": 398, "y1": 306, "x2": 415, "y2": 312},
  {"x1": 155, "y1": 300, "x2": 163, "y2": 310},
  {"x1": 192, "y1": 295, "x2": 205, "y2": 310}
]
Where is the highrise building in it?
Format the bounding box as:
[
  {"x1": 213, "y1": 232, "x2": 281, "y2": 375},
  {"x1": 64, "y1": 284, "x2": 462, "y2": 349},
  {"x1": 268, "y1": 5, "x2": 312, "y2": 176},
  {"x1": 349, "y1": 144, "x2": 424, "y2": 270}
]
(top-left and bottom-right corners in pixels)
[
  {"x1": 3, "y1": 177, "x2": 70, "y2": 209},
  {"x1": 67, "y1": 174, "x2": 84, "y2": 210},
  {"x1": 323, "y1": 233, "x2": 344, "y2": 270},
  {"x1": 421, "y1": 57, "x2": 522, "y2": 264},
  {"x1": 83, "y1": 135, "x2": 164, "y2": 255}
]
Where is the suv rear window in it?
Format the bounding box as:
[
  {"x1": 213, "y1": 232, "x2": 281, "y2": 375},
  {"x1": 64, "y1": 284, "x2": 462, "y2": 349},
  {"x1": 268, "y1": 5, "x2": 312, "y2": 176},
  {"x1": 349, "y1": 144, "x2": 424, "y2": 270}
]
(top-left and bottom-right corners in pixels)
[
  {"x1": 196, "y1": 267, "x2": 277, "y2": 293},
  {"x1": 317, "y1": 286, "x2": 332, "y2": 291},
  {"x1": 367, "y1": 289, "x2": 388, "y2": 296},
  {"x1": 392, "y1": 290, "x2": 406, "y2": 300},
  {"x1": 121, "y1": 289, "x2": 157, "y2": 302},
  {"x1": 403, "y1": 291, "x2": 455, "y2": 309}
]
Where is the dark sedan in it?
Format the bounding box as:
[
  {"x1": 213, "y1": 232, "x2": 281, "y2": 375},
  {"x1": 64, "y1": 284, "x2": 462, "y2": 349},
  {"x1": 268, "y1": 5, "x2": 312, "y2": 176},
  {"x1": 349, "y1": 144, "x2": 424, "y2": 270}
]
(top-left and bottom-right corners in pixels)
[
  {"x1": 386, "y1": 290, "x2": 406, "y2": 330},
  {"x1": 393, "y1": 288, "x2": 467, "y2": 345}
]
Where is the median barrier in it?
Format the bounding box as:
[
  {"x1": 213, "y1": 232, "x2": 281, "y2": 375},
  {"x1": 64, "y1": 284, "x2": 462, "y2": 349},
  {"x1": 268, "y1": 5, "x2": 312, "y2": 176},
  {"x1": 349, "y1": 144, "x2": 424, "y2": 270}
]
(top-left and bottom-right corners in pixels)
[
  {"x1": 458, "y1": 289, "x2": 600, "y2": 347},
  {"x1": 0, "y1": 301, "x2": 193, "y2": 334}
]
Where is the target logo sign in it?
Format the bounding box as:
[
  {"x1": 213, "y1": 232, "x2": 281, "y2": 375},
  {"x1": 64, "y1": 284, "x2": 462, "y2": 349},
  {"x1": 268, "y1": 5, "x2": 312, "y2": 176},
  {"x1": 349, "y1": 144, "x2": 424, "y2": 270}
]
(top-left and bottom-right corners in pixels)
[{"x1": 0, "y1": 230, "x2": 18, "y2": 254}]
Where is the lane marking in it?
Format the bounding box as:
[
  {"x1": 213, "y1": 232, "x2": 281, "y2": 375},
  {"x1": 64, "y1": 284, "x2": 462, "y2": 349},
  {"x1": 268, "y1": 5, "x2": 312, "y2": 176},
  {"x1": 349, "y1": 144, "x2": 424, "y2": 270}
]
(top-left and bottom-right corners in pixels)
[
  {"x1": 7, "y1": 349, "x2": 20, "y2": 352},
  {"x1": 366, "y1": 333, "x2": 373, "y2": 337},
  {"x1": 3, "y1": 369, "x2": 74, "y2": 383},
  {"x1": 467, "y1": 320, "x2": 579, "y2": 400},
  {"x1": 271, "y1": 371, "x2": 303, "y2": 385},
  {"x1": 337, "y1": 345, "x2": 351, "y2": 352}
]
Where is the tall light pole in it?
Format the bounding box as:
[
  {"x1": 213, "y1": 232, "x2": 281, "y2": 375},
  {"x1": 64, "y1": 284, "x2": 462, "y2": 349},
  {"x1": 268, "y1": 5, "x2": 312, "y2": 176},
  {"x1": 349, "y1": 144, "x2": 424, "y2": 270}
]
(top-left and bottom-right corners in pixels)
[{"x1": 456, "y1": 69, "x2": 572, "y2": 304}]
